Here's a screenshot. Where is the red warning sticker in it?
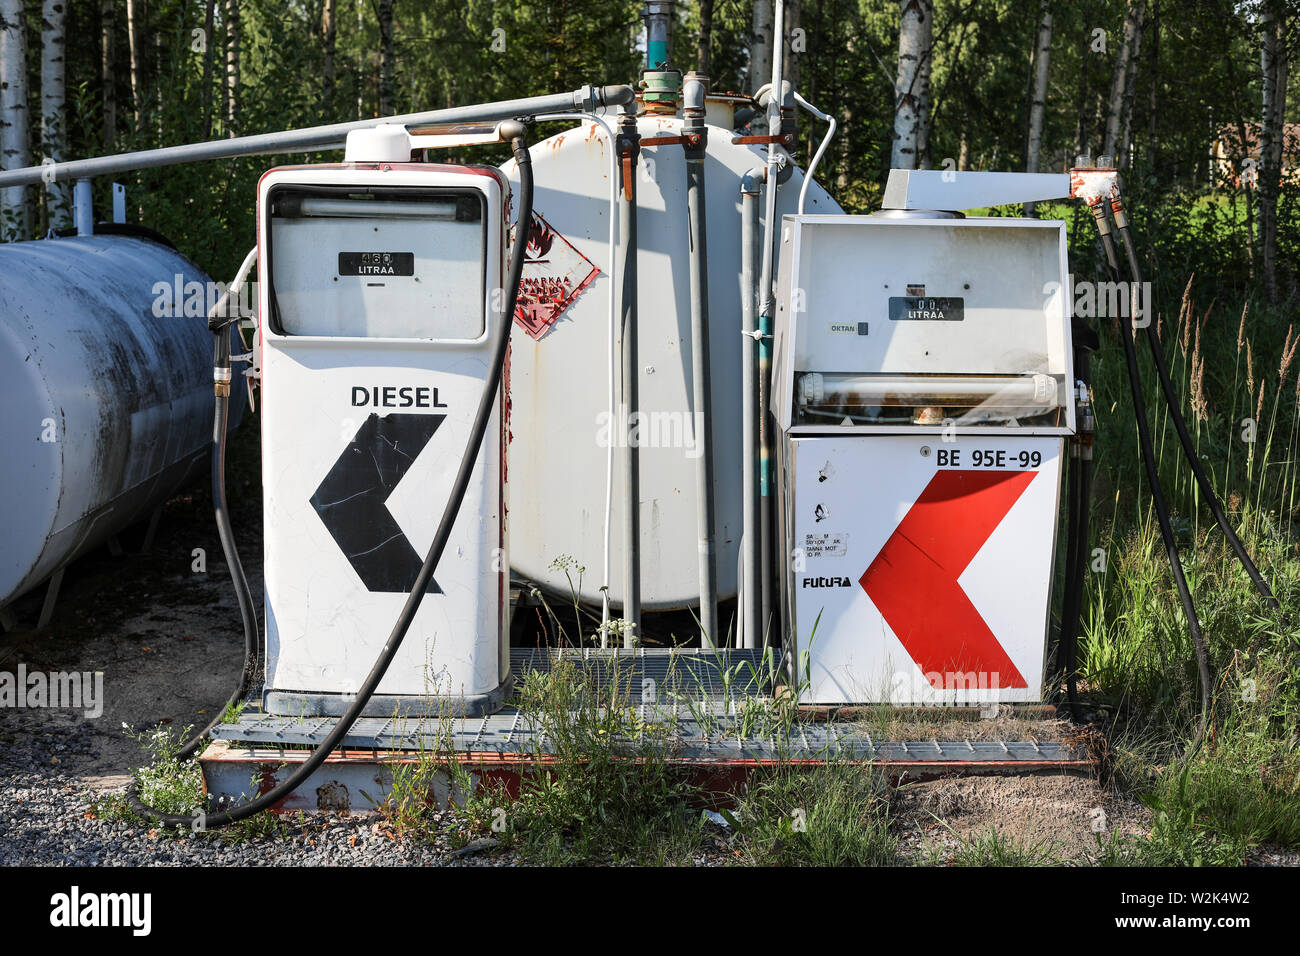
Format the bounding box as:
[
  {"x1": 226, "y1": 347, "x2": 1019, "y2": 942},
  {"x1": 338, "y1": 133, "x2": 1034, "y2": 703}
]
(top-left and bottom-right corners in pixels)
[{"x1": 512, "y1": 212, "x2": 600, "y2": 340}]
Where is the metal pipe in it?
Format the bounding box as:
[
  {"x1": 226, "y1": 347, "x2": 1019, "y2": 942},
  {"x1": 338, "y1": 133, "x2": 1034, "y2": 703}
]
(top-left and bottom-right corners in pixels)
[
  {"x1": 535, "y1": 111, "x2": 620, "y2": 639},
  {"x1": 644, "y1": 1, "x2": 674, "y2": 69},
  {"x1": 756, "y1": 0, "x2": 787, "y2": 646},
  {"x1": 683, "y1": 72, "x2": 718, "y2": 648},
  {"x1": 792, "y1": 92, "x2": 837, "y2": 215},
  {"x1": 616, "y1": 109, "x2": 642, "y2": 647},
  {"x1": 740, "y1": 168, "x2": 764, "y2": 650},
  {"x1": 72, "y1": 180, "x2": 93, "y2": 236},
  {"x1": 0, "y1": 85, "x2": 635, "y2": 189}
]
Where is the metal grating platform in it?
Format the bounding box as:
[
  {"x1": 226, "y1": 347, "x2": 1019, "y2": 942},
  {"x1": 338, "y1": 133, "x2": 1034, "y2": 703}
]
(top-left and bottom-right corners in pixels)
[
  {"x1": 210, "y1": 710, "x2": 1082, "y2": 764},
  {"x1": 203, "y1": 648, "x2": 1089, "y2": 811}
]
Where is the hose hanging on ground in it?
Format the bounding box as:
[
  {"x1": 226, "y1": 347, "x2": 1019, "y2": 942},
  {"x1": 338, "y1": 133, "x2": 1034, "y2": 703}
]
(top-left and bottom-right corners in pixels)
[
  {"x1": 127, "y1": 128, "x2": 534, "y2": 828},
  {"x1": 1110, "y1": 199, "x2": 1280, "y2": 612},
  {"x1": 1087, "y1": 199, "x2": 1211, "y2": 739}
]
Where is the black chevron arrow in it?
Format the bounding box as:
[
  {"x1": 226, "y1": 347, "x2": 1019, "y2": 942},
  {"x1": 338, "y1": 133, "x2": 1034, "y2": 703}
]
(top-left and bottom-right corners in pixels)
[{"x1": 310, "y1": 412, "x2": 446, "y2": 593}]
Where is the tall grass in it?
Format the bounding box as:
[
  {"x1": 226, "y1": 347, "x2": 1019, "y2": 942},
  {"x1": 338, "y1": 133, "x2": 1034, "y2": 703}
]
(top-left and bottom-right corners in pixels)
[{"x1": 1073, "y1": 283, "x2": 1300, "y2": 856}]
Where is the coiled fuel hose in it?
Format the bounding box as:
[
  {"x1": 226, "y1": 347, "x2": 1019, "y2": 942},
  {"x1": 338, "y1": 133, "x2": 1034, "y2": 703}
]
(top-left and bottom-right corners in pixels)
[{"x1": 127, "y1": 126, "x2": 534, "y2": 828}]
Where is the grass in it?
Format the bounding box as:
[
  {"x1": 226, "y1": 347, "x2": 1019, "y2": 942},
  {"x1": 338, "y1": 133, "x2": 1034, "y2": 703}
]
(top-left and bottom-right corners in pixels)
[
  {"x1": 454, "y1": 655, "x2": 710, "y2": 865},
  {"x1": 938, "y1": 826, "x2": 1063, "y2": 867},
  {"x1": 1068, "y1": 280, "x2": 1300, "y2": 862},
  {"x1": 728, "y1": 762, "x2": 898, "y2": 866}
]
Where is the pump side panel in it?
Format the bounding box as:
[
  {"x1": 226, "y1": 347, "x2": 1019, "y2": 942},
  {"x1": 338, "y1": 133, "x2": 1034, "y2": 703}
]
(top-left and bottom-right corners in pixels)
[
  {"x1": 789, "y1": 434, "x2": 1060, "y2": 705},
  {"x1": 260, "y1": 343, "x2": 504, "y2": 702},
  {"x1": 503, "y1": 118, "x2": 842, "y2": 609}
]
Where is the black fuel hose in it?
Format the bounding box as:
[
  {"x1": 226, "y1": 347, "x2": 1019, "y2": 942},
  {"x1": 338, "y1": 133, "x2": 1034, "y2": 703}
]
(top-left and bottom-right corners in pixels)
[
  {"x1": 1058, "y1": 342, "x2": 1092, "y2": 723},
  {"x1": 1058, "y1": 444, "x2": 1082, "y2": 718},
  {"x1": 1089, "y1": 202, "x2": 1212, "y2": 735},
  {"x1": 1114, "y1": 216, "x2": 1280, "y2": 612},
  {"x1": 163, "y1": 328, "x2": 262, "y2": 764},
  {"x1": 127, "y1": 128, "x2": 534, "y2": 828}
]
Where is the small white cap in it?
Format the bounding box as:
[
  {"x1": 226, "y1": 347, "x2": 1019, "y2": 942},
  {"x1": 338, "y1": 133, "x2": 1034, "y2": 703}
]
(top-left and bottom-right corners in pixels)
[{"x1": 344, "y1": 124, "x2": 412, "y2": 163}]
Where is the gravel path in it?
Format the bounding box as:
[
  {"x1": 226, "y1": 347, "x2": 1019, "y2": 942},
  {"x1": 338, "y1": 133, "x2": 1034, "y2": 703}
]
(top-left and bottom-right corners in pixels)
[{"x1": 0, "y1": 725, "x2": 525, "y2": 866}]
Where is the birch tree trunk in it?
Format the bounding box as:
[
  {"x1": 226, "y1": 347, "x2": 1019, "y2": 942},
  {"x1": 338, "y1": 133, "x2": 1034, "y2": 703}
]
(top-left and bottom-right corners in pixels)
[
  {"x1": 40, "y1": 0, "x2": 69, "y2": 228},
  {"x1": 1103, "y1": 0, "x2": 1143, "y2": 162},
  {"x1": 101, "y1": 0, "x2": 115, "y2": 150},
  {"x1": 1, "y1": 0, "x2": 30, "y2": 239},
  {"x1": 697, "y1": 0, "x2": 712, "y2": 76},
  {"x1": 200, "y1": 0, "x2": 214, "y2": 139},
  {"x1": 1118, "y1": 7, "x2": 1144, "y2": 168},
  {"x1": 379, "y1": 0, "x2": 394, "y2": 116},
  {"x1": 126, "y1": 0, "x2": 142, "y2": 129},
  {"x1": 1259, "y1": 2, "x2": 1288, "y2": 301},
  {"x1": 322, "y1": 0, "x2": 335, "y2": 115},
  {"x1": 750, "y1": 0, "x2": 772, "y2": 133},
  {"x1": 891, "y1": 0, "x2": 932, "y2": 170},
  {"x1": 1025, "y1": 3, "x2": 1053, "y2": 216},
  {"x1": 224, "y1": 0, "x2": 240, "y2": 135},
  {"x1": 785, "y1": 0, "x2": 801, "y2": 99}
]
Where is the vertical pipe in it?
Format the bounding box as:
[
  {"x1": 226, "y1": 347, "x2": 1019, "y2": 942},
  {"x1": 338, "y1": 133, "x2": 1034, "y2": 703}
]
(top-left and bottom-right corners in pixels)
[
  {"x1": 644, "y1": 1, "x2": 674, "y2": 69},
  {"x1": 534, "y1": 112, "x2": 621, "y2": 642},
  {"x1": 617, "y1": 109, "x2": 642, "y2": 648},
  {"x1": 684, "y1": 72, "x2": 718, "y2": 648},
  {"x1": 740, "y1": 169, "x2": 764, "y2": 649},
  {"x1": 756, "y1": 0, "x2": 786, "y2": 645},
  {"x1": 73, "y1": 179, "x2": 93, "y2": 236}
]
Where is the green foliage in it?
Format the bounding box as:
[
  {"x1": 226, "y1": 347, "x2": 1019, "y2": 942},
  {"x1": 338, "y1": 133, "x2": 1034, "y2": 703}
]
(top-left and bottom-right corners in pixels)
[
  {"x1": 940, "y1": 826, "x2": 1062, "y2": 867},
  {"x1": 481, "y1": 656, "x2": 708, "y2": 865},
  {"x1": 729, "y1": 762, "x2": 898, "y2": 866}
]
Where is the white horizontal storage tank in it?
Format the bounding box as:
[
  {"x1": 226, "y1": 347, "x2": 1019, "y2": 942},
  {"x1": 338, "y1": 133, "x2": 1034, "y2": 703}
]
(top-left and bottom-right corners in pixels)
[
  {"x1": 0, "y1": 233, "x2": 247, "y2": 609},
  {"x1": 503, "y1": 115, "x2": 841, "y2": 609}
]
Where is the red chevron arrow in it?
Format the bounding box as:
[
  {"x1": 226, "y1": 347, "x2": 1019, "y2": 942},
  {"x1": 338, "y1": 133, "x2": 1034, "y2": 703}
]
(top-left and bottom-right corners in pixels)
[{"x1": 860, "y1": 469, "x2": 1035, "y2": 690}]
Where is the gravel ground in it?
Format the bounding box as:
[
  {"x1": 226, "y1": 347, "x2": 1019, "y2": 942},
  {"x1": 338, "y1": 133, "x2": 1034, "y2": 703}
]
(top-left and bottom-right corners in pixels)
[{"x1": 0, "y1": 725, "x2": 516, "y2": 866}]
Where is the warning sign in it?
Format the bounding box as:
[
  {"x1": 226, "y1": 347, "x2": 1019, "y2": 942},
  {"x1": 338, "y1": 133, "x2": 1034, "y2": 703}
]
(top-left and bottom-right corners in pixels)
[{"x1": 512, "y1": 212, "x2": 600, "y2": 340}]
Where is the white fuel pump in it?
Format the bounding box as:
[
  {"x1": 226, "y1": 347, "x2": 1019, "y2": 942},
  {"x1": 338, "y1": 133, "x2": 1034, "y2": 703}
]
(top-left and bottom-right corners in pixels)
[
  {"x1": 256, "y1": 124, "x2": 515, "y2": 717},
  {"x1": 773, "y1": 172, "x2": 1078, "y2": 706}
]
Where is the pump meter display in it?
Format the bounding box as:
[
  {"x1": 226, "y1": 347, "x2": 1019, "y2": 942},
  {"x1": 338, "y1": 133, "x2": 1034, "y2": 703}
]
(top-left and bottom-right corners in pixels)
[{"x1": 267, "y1": 186, "x2": 488, "y2": 339}]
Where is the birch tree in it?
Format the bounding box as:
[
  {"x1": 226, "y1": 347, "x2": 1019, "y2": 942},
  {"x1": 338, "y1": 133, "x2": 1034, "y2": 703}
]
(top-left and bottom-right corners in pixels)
[
  {"x1": 891, "y1": 0, "x2": 932, "y2": 170},
  {"x1": 750, "y1": 0, "x2": 771, "y2": 133},
  {"x1": 100, "y1": 0, "x2": 114, "y2": 150},
  {"x1": 697, "y1": 0, "x2": 713, "y2": 76},
  {"x1": 225, "y1": 0, "x2": 240, "y2": 134},
  {"x1": 1103, "y1": 0, "x2": 1144, "y2": 163},
  {"x1": 322, "y1": 0, "x2": 335, "y2": 115},
  {"x1": 41, "y1": 0, "x2": 69, "y2": 228},
  {"x1": 0, "y1": 0, "x2": 29, "y2": 239},
  {"x1": 126, "y1": 0, "x2": 142, "y2": 129},
  {"x1": 200, "y1": 0, "x2": 214, "y2": 138},
  {"x1": 379, "y1": 0, "x2": 394, "y2": 115},
  {"x1": 1259, "y1": 0, "x2": 1289, "y2": 301},
  {"x1": 1025, "y1": 2, "x2": 1053, "y2": 215}
]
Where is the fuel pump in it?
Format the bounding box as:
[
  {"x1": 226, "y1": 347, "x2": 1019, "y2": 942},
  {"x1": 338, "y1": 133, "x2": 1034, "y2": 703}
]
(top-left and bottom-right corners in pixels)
[
  {"x1": 128, "y1": 119, "x2": 535, "y2": 827},
  {"x1": 258, "y1": 124, "x2": 516, "y2": 717},
  {"x1": 772, "y1": 173, "x2": 1077, "y2": 706}
]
